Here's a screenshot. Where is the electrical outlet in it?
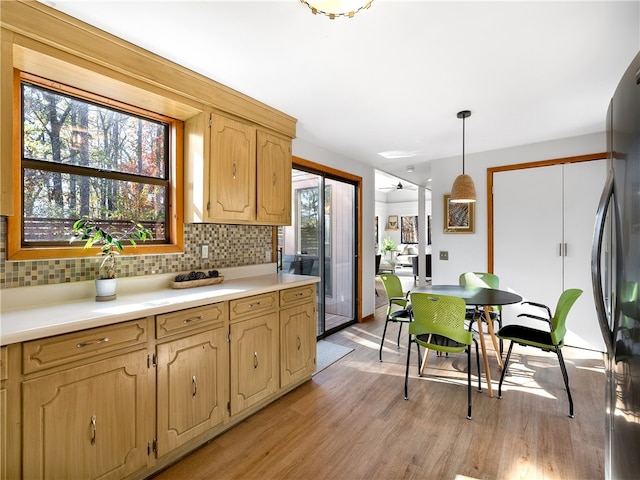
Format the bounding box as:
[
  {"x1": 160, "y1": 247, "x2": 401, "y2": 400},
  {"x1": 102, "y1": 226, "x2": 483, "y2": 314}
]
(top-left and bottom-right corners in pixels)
[
  {"x1": 201, "y1": 244, "x2": 209, "y2": 259},
  {"x1": 439, "y1": 250, "x2": 449, "y2": 260},
  {"x1": 265, "y1": 250, "x2": 272, "y2": 262}
]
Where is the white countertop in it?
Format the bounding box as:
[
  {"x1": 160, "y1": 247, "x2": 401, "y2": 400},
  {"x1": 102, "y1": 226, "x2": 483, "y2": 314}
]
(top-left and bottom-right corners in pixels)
[{"x1": 0, "y1": 265, "x2": 319, "y2": 345}]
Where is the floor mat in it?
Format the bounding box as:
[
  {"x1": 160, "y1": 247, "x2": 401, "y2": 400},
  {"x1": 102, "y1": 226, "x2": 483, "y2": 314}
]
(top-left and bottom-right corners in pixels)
[{"x1": 314, "y1": 340, "x2": 354, "y2": 375}]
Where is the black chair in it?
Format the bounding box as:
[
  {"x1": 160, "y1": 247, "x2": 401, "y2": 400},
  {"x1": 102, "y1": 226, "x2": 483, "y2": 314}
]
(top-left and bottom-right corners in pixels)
[
  {"x1": 411, "y1": 254, "x2": 432, "y2": 285},
  {"x1": 497, "y1": 288, "x2": 583, "y2": 418}
]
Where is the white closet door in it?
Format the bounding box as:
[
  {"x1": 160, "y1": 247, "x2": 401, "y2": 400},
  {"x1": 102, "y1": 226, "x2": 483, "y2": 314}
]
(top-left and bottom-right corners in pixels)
[
  {"x1": 563, "y1": 160, "x2": 606, "y2": 351},
  {"x1": 494, "y1": 160, "x2": 607, "y2": 352},
  {"x1": 493, "y1": 165, "x2": 563, "y2": 327}
]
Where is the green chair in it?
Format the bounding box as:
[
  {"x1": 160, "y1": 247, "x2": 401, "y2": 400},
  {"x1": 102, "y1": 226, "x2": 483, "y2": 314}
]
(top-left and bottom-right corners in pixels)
[
  {"x1": 404, "y1": 292, "x2": 480, "y2": 419},
  {"x1": 379, "y1": 274, "x2": 412, "y2": 362},
  {"x1": 497, "y1": 288, "x2": 583, "y2": 418},
  {"x1": 459, "y1": 271, "x2": 503, "y2": 353}
]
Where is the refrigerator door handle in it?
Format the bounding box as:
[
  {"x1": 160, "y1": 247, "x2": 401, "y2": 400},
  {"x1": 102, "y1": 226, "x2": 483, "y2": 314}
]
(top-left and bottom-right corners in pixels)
[{"x1": 592, "y1": 168, "x2": 615, "y2": 355}]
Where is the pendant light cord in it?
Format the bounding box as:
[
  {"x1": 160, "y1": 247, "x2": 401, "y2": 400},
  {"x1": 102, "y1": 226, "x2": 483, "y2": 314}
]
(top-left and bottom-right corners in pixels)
[{"x1": 462, "y1": 115, "x2": 466, "y2": 175}]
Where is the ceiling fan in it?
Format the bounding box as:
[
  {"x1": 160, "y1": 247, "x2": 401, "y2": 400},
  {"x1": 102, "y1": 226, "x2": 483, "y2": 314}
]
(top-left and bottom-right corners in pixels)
[{"x1": 380, "y1": 181, "x2": 417, "y2": 191}]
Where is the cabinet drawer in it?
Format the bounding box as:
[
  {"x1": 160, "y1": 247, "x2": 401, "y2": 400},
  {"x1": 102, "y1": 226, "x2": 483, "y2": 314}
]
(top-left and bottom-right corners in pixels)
[
  {"x1": 230, "y1": 292, "x2": 277, "y2": 322},
  {"x1": 156, "y1": 302, "x2": 227, "y2": 339},
  {"x1": 1, "y1": 346, "x2": 6, "y2": 381},
  {"x1": 23, "y1": 319, "x2": 148, "y2": 374},
  {"x1": 280, "y1": 284, "x2": 316, "y2": 308}
]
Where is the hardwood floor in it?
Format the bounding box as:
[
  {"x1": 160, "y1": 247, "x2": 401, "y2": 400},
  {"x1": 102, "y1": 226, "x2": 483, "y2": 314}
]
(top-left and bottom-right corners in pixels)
[{"x1": 151, "y1": 304, "x2": 606, "y2": 480}]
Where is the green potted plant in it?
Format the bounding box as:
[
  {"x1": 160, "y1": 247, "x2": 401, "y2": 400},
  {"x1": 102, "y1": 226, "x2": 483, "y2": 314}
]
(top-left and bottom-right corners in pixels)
[
  {"x1": 70, "y1": 216, "x2": 153, "y2": 301},
  {"x1": 381, "y1": 236, "x2": 397, "y2": 260}
]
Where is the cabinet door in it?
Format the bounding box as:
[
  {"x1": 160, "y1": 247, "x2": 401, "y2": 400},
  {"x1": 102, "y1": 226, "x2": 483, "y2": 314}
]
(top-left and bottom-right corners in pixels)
[
  {"x1": 229, "y1": 313, "x2": 279, "y2": 416},
  {"x1": 563, "y1": 160, "x2": 607, "y2": 351},
  {"x1": 280, "y1": 302, "x2": 316, "y2": 388},
  {"x1": 209, "y1": 113, "x2": 256, "y2": 222},
  {"x1": 156, "y1": 328, "x2": 228, "y2": 457},
  {"x1": 1, "y1": 347, "x2": 5, "y2": 480},
  {"x1": 493, "y1": 160, "x2": 607, "y2": 351},
  {"x1": 22, "y1": 350, "x2": 152, "y2": 480},
  {"x1": 494, "y1": 164, "x2": 563, "y2": 317},
  {"x1": 256, "y1": 130, "x2": 291, "y2": 225}
]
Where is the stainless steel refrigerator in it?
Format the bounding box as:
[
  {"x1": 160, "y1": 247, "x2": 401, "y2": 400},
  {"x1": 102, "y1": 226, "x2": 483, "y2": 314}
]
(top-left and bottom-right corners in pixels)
[{"x1": 592, "y1": 50, "x2": 640, "y2": 480}]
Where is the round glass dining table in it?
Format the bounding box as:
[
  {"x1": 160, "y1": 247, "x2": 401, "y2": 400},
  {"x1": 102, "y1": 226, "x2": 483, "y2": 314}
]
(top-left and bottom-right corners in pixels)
[{"x1": 411, "y1": 285, "x2": 523, "y2": 397}]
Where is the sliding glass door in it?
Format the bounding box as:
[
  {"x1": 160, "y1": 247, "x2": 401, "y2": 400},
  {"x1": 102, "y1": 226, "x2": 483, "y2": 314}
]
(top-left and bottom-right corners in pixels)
[{"x1": 278, "y1": 168, "x2": 357, "y2": 338}]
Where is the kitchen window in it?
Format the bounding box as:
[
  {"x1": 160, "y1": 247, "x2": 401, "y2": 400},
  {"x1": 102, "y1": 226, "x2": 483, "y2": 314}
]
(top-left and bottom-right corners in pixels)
[{"x1": 8, "y1": 72, "x2": 183, "y2": 260}]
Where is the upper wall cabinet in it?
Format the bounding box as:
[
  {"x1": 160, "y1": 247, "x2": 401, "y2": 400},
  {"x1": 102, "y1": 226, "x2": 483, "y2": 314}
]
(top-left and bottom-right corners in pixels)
[
  {"x1": 256, "y1": 130, "x2": 292, "y2": 225},
  {"x1": 185, "y1": 111, "x2": 292, "y2": 225}
]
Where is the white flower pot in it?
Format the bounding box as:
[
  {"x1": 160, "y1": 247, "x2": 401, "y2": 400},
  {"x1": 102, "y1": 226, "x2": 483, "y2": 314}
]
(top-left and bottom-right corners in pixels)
[{"x1": 95, "y1": 278, "x2": 117, "y2": 301}]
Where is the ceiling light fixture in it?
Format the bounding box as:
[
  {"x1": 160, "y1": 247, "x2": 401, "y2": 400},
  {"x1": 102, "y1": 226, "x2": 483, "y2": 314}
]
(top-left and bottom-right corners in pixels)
[
  {"x1": 450, "y1": 110, "x2": 477, "y2": 203},
  {"x1": 300, "y1": 0, "x2": 373, "y2": 19}
]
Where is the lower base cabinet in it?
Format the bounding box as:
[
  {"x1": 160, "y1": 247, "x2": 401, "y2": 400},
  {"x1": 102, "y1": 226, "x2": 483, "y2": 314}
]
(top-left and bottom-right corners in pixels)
[
  {"x1": 229, "y1": 312, "x2": 279, "y2": 416},
  {"x1": 280, "y1": 285, "x2": 316, "y2": 388},
  {"x1": 22, "y1": 349, "x2": 153, "y2": 480},
  {"x1": 6, "y1": 283, "x2": 317, "y2": 480},
  {"x1": 156, "y1": 327, "x2": 228, "y2": 457}
]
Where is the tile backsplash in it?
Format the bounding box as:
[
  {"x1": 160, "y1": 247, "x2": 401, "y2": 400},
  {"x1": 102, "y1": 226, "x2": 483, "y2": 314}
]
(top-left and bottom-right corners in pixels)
[{"x1": 0, "y1": 217, "x2": 273, "y2": 289}]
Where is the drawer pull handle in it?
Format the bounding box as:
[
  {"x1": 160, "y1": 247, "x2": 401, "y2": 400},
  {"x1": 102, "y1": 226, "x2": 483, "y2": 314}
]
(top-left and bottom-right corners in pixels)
[
  {"x1": 248, "y1": 302, "x2": 262, "y2": 308},
  {"x1": 272, "y1": 172, "x2": 277, "y2": 186},
  {"x1": 297, "y1": 335, "x2": 301, "y2": 350},
  {"x1": 192, "y1": 375, "x2": 197, "y2": 398},
  {"x1": 90, "y1": 415, "x2": 97, "y2": 445},
  {"x1": 233, "y1": 161, "x2": 237, "y2": 179},
  {"x1": 294, "y1": 293, "x2": 304, "y2": 297},
  {"x1": 254, "y1": 352, "x2": 259, "y2": 369},
  {"x1": 183, "y1": 315, "x2": 204, "y2": 324},
  {"x1": 76, "y1": 337, "x2": 110, "y2": 348}
]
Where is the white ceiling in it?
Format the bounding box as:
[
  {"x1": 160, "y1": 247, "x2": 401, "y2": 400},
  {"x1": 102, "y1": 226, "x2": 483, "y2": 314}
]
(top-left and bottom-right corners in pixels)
[{"x1": 41, "y1": 0, "x2": 639, "y2": 189}]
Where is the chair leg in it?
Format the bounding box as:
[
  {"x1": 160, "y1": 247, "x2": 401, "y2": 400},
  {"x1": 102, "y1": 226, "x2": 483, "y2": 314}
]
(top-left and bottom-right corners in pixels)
[
  {"x1": 557, "y1": 348, "x2": 574, "y2": 418},
  {"x1": 466, "y1": 345, "x2": 472, "y2": 420},
  {"x1": 379, "y1": 319, "x2": 390, "y2": 362},
  {"x1": 404, "y1": 336, "x2": 412, "y2": 400},
  {"x1": 473, "y1": 338, "x2": 481, "y2": 392},
  {"x1": 498, "y1": 341, "x2": 515, "y2": 399},
  {"x1": 396, "y1": 322, "x2": 403, "y2": 349}
]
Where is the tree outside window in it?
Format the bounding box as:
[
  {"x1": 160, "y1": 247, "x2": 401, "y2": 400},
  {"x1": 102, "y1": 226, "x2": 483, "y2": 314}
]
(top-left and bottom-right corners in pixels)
[{"x1": 20, "y1": 78, "x2": 169, "y2": 246}]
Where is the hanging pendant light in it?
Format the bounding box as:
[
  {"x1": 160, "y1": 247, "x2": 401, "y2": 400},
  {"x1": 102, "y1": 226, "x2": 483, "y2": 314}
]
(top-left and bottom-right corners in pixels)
[
  {"x1": 300, "y1": 0, "x2": 373, "y2": 19},
  {"x1": 450, "y1": 110, "x2": 477, "y2": 203}
]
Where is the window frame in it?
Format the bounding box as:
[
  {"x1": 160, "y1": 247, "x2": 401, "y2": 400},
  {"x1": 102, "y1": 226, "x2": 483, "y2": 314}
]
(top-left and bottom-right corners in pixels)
[{"x1": 8, "y1": 70, "x2": 184, "y2": 261}]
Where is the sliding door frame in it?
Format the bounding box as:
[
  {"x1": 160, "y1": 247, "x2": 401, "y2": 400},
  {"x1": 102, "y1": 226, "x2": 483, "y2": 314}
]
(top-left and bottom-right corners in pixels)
[{"x1": 273, "y1": 156, "x2": 363, "y2": 324}]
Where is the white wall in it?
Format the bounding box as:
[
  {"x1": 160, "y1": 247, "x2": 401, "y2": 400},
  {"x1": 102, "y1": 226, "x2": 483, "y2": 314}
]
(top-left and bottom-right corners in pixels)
[{"x1": 430, "y1": 132, "x2": 606, "y2": 284}]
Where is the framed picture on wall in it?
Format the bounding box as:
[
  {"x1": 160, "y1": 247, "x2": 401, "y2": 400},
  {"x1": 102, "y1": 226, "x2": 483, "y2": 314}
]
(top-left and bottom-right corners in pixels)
[
  {"x1": 444, "y1": 194, "x2": 474, "y2": 233},
  {"x1": 401, "y1": 215, "x2": 419, "y2": 244},
  {"x1": 387, "y1": 215, "x2": 398, "y2": 230}
]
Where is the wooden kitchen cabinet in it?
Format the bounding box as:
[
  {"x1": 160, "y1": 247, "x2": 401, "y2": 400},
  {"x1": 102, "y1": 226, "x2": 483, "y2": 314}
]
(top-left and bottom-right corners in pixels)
[
  {"x1": 280, "y1": 285, "x2": 317, "y2": 388},
  {"x1": 0, "y1": 347, "x2": 6, "y2": 480},
  {"x1": 229, "y1": 293, "x2": 279, "y2": 416},
  {"x1": 184, "y1": 111, "x2": 292, "y2": 225},
  {"x1": 256, "y1": 130, "x2": 292, "y2": 225},
  {"x1": 155, "y1": 303, "x2": 229, "y2": 457},
  {"x1": 22, "y1": 348, "x2": 153, "y2": 479},
  {"x1": 209, "y1": 113, "x2": 257, "y2": 222},
  {"x1": 6, "y1": 281, "x2": 317, "y2": 479}
]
